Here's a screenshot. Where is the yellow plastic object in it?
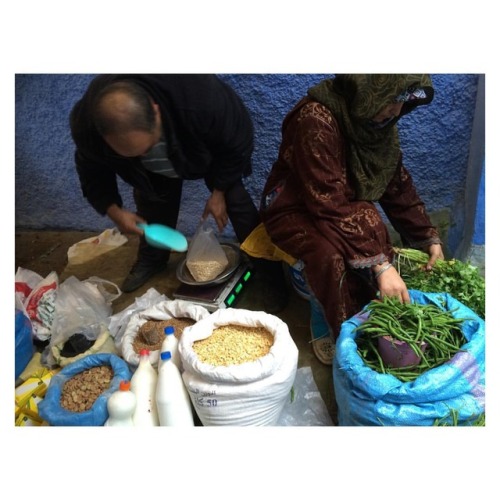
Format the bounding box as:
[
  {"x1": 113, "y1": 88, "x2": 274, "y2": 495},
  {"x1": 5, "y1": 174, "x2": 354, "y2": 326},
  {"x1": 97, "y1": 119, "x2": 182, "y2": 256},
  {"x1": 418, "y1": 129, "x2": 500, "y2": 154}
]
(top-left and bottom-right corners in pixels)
[
  {"x1": 15, "y1": 367, "x2": 59, "y2": 426},
  {"x1": 241, "y1": 223, "x2": 297, "y2": 266}
]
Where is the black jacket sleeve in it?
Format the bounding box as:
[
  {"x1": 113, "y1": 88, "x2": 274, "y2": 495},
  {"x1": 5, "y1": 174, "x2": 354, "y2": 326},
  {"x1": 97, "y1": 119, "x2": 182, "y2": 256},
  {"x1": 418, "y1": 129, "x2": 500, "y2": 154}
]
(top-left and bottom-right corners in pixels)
[{"x1": 69, "y1": 75, "x2": 255, "y2": 215}]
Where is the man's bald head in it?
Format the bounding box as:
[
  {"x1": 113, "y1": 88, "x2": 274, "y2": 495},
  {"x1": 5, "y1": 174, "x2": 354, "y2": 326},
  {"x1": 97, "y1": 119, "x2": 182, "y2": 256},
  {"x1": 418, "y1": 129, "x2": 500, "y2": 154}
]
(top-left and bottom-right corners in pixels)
[{"x1": 93, "y1": 81, "x2": 156, "y2": 137}]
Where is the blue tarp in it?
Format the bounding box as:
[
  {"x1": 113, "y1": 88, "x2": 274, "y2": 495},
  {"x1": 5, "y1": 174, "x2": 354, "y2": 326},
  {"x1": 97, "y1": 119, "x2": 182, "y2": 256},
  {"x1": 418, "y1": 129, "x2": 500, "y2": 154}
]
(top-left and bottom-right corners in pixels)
[{"x1": 333, "y1": 290, "x2": 485, "y2": 426}]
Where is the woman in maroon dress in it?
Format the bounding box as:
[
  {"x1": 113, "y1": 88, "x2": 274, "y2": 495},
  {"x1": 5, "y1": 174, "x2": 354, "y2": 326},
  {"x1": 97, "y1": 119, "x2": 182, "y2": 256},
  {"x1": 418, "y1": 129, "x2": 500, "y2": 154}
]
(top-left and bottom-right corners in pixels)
[{"x1": 260, "y1": 74, "x2": 444, "y2": 364}]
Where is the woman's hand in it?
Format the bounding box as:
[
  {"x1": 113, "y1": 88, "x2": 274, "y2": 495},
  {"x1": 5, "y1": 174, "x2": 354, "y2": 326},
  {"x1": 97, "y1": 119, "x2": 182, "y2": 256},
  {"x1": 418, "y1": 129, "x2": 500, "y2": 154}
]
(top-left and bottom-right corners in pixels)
[
  {"x1": 203, "y1": 189, "x2": 228, "y2": 232},
  {"x1": 373, "y1": 262, "x2": 411, "y2": 304},
  {"x1": 106, "y1": 204, "x2": 146, "y2": 235}
]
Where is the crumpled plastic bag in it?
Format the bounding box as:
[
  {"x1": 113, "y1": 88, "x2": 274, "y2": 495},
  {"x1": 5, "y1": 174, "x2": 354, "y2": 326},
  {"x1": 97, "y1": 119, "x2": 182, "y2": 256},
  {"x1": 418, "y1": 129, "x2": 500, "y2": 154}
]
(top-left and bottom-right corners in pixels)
[
  {"x1": 67, "y1": 228, "x2": 128, "y2": 265},
  {"x1": 42, "y1": 276, "x2": 118, "y2": 368},
  {"x1": 15, "y1": 268, "x2": 58, "y2": 343},
  {"x1": 277, "y1": 366, "x2": 333, "y2": 426}
]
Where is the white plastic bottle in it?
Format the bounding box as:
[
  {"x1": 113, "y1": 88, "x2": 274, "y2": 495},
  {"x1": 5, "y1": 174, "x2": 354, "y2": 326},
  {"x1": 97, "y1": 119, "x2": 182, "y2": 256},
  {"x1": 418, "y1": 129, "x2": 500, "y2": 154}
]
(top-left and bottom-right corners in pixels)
[
  {"x1": 130, "y1": 349, "x2": 160, "y2": 426},
  {"x1": 156, "y1": 351, "x2": 195, "y2": 427},
  {"x1": 105, "y1": 380, "x2": 136, "y2": 426},
  {"x1": 159, "y1": 326, "x2": 182, "y2": 372}
]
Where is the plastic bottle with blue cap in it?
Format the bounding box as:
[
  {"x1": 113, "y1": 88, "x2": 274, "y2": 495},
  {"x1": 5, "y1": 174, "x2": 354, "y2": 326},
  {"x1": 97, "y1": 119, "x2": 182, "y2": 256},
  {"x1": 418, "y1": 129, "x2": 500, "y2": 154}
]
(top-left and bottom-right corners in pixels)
[
  {"x1": 156, "y1": 351, "x2": 195, "y2": 426},
  {"x1": 159, "y1": 326, "x2": 181, "y2": 372}
]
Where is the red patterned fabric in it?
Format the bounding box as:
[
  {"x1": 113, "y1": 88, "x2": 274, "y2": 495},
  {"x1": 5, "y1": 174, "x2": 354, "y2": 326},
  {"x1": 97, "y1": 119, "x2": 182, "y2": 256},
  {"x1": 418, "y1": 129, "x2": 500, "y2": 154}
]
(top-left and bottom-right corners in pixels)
[{"x1": 261, "y1": 97, "x2": 440, "y2": 340}]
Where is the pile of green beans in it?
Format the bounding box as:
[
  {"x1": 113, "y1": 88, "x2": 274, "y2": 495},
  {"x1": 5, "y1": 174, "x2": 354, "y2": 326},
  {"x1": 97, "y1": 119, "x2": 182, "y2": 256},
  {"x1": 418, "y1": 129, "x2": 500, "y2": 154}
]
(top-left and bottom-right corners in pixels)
[{"x1": 355, "y1": 297, "x2": 467, "y2": 382}]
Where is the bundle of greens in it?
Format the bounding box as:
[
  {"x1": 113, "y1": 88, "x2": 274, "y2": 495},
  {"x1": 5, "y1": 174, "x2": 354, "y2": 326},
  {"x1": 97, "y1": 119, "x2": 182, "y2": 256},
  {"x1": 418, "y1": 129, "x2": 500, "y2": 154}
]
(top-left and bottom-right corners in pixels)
[{"x1": 394, "y1": 247, "x2": 485, "y2": 319}]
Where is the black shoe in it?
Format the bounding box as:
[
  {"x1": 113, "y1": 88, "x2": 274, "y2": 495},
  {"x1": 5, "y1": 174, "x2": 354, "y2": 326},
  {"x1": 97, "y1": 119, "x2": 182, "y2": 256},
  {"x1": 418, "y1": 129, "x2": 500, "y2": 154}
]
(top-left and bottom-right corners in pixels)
[
  {"x1": 262, "y1": 279, "x2": 289, "y2": 314},
  {"x1": 250, "y1": 258, "x2": 290, "y2": 314},
  {"x1": 122, "y1": 259, "x2": 168, "y2": 293}
]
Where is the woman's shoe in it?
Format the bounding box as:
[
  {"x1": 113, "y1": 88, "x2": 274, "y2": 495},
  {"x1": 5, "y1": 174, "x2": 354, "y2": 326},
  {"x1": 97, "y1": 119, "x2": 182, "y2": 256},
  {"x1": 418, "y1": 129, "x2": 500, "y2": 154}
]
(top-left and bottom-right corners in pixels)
[
  {"x1": 310, "y1": 296, "x2": 335, "y2": 365},
  {"x1": 311, "y1": 335, "x2": 335, "y2": 366}
]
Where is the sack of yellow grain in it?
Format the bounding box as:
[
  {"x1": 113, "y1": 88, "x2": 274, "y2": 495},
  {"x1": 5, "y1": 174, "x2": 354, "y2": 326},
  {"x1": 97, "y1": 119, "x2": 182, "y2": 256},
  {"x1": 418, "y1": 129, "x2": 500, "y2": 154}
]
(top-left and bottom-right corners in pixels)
[{"x1": 178, "y1": 308, "x2": 299, "y2": 426}]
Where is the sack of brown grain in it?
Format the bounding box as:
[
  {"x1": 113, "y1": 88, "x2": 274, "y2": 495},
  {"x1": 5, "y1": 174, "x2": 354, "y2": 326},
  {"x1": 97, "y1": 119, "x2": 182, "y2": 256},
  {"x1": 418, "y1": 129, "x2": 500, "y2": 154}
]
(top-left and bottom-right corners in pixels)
[
  {"x1": 178, "y1": 308, "x2": 299, "y2": 426},
  {"x1": 119, "y1": 299, "x2": 210, "y2": 367}
]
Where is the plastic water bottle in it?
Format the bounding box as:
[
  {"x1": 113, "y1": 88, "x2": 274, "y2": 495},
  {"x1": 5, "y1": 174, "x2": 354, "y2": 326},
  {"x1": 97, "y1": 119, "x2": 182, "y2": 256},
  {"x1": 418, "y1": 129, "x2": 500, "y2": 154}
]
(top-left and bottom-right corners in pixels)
[
  {"x1": 159, "y1": 326, "x2": 181, "y2": 372},
  {"x1": 156, "y1": 351, "x2": 195, "y2": 427},
  {"x1": 105, "y1": 380, "x2": 136, "y2": 426},
  {"x1": 130, "y1": 349, "x2": 159, "y2": 426}
]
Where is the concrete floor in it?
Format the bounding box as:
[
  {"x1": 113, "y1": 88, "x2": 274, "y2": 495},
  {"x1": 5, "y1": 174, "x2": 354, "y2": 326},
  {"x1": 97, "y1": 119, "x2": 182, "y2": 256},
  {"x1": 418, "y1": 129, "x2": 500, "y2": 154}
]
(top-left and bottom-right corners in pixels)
[{"x1": 15, "y1": 230, "x2": 338, "y2": 425}]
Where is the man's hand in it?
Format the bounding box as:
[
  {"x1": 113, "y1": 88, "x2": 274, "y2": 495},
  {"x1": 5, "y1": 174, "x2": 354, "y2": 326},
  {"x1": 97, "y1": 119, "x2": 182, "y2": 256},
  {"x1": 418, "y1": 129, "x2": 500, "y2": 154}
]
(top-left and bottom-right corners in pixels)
[
  {"x1": 106, "y1": 204, "x2": 146, "y2": 235},
  {"x1": 202, "y1": 189, "x2": 228, "y2": 232}
]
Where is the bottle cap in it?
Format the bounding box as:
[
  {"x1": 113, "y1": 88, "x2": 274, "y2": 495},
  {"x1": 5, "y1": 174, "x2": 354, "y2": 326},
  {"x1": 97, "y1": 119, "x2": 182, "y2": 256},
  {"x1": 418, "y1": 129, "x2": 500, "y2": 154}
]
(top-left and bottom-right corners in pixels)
[
  {"x1": 164, "y1": 326, "x2": 175, "y2": 335},
  {"x1": 139, "y1": 349, "x2": 150, "y2": 356},
  {"x1": 120, "y1": 380, "x2": 131, "y2": 391},
  {"x1": 160, "y1": 351, "x2": 172, "y2": 361}
]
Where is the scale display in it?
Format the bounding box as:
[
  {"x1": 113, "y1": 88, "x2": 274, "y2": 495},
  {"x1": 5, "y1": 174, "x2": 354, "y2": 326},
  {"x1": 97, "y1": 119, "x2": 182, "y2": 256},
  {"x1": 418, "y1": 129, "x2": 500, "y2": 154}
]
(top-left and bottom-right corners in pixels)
[{"x1": 173, "y1": 264, "x2": 252, "y2": 312}]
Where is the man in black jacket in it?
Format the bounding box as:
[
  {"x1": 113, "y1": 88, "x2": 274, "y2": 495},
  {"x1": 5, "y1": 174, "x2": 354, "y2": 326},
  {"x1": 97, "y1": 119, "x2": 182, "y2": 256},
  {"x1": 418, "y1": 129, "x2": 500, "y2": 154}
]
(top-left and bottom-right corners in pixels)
[{"x1": 69, "y1": 74, "x2": 288, "y2": 312}]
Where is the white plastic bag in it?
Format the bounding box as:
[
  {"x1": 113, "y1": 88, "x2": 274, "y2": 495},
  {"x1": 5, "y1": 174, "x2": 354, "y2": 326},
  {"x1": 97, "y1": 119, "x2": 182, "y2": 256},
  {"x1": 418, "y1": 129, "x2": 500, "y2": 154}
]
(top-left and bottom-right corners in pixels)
[
  {"x1": 276, "y1": 367, "x2": 334, "y2": 426},
  {"x1": 179, "y1": 308, "x2": 299, "y2": 426},
  {"x1": 67, "y1": 228, "x2": 128, "y2": 265},
  {"x1": 15, "y1": 267, "x2": 59, "y2": 342},
  {"x1": 119, "y1": 299, "x2": 210, "y2": 367},
  {"x1": 42, "y1": 276, "x2": 116, "y2": 367}
]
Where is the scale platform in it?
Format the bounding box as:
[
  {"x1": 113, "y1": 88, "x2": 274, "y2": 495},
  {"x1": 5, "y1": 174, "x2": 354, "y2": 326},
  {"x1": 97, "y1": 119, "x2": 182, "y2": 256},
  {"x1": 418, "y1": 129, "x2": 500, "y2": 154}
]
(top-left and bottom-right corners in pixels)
[{"x1": 173, "y1": 263, "x2": 253, "y2": 312}]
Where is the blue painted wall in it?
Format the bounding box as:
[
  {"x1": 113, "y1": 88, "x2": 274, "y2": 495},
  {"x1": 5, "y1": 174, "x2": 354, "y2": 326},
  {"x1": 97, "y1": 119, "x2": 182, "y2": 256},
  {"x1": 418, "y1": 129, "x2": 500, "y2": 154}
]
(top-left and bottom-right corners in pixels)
[
  {"x1": 473, "y1": 160, "x2": 485, "y2": 245},
  {"x1": 15, "y1": 74, "x2": 483, "y2": 255}
]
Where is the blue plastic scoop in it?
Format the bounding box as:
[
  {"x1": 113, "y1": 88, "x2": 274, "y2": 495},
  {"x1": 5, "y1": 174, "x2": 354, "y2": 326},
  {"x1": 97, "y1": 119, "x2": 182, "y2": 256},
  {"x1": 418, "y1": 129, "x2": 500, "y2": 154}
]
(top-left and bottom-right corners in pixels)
[{"x1": 137, "y1": 223, "x2": 188, "y2": 252}]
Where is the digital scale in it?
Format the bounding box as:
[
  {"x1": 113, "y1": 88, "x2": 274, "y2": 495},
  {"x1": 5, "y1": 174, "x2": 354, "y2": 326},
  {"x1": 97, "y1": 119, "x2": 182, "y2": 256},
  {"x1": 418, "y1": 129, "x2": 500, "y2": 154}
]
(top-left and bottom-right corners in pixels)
[{"x1": 173, "y1": 262, "x2": 253, "y2": 312}]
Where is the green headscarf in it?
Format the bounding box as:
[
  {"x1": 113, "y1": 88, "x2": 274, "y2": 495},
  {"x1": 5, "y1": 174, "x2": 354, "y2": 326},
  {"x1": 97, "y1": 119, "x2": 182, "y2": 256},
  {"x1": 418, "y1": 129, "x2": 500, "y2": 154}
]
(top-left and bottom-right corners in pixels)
[{"x1": 307, "y1": 74, "x2": 434, "y2": 200}]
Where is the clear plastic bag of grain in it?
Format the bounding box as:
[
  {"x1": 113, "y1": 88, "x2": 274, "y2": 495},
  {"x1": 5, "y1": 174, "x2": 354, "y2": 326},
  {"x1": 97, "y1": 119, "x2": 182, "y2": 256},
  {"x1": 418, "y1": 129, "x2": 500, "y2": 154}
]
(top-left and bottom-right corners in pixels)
[
  {"x1": 178, "y1": 308, "x2": 299, "y2": 426},
  {"x1": 186, "y1": 220, "x2": 229, "y2": 282}
]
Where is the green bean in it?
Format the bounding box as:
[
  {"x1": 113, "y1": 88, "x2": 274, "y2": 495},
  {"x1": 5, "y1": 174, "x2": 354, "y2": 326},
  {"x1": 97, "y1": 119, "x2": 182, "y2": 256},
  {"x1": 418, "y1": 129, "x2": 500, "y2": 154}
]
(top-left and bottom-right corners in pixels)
[{"x1": 367, "y1": 341, "x2": 386, "y2": 374}]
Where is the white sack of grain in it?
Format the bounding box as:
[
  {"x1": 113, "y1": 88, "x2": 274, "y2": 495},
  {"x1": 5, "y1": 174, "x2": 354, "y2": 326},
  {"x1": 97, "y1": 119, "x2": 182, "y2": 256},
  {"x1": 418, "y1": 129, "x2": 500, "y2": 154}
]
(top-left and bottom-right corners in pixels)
[
  {"x1": 179, "y1": 308, "x2": 299, "y2": 426},
  {"x1": 119, "y1": 299, "x2": 210, "y2": 367}
]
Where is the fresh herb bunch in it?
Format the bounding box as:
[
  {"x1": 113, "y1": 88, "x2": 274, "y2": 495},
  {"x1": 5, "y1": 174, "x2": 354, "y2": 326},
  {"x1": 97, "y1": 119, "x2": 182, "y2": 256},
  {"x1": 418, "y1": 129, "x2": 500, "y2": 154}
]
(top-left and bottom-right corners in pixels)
[
  {"x1": 394, "y1": 247, "x2": 485, "y2": 319},
  {"x1": 355, "y1": 296, "x2": 467, "y2": 382}
]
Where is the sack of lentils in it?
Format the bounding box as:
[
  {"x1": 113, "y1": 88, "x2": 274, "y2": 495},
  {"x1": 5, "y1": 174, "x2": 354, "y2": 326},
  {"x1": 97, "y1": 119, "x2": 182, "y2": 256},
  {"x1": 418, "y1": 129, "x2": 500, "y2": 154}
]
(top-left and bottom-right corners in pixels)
[
  {"x1": 178, "y1": 308, "x2": 299, "y2": 426},
  {"x1": 38, "y1": 353, "x2": 131, "y2": 426}
]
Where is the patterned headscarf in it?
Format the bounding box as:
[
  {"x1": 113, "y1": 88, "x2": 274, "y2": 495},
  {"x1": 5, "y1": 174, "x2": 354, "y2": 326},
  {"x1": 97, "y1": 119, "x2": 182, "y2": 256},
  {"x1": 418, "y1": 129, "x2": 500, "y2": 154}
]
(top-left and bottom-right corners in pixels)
[{"x1": 308, "y1": 74, "x2": 434, "y2": 200}]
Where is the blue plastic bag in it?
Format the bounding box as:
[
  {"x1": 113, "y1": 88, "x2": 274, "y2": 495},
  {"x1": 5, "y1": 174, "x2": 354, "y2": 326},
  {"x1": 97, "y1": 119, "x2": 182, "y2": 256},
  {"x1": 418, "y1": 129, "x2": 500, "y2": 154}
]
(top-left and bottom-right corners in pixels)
[
  {"x1": 333, "y1": 290, "x2": 485, "y2": 426},
  {"x1": 15, "y1": 308, "x2": 34, "y2": 380},
  {"x1": 38, "y1": 353, "x2": 131, "y2": 426}
]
